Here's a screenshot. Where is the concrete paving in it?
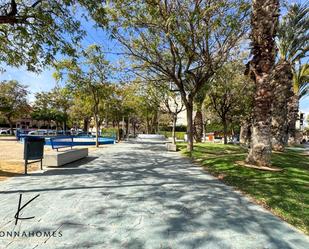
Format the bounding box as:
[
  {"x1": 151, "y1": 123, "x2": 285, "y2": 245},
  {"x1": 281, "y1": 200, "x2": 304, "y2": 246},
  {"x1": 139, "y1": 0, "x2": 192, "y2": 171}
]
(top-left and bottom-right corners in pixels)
[{"x1": 0, "y1": 141, "x2": 308, "y2": 249}]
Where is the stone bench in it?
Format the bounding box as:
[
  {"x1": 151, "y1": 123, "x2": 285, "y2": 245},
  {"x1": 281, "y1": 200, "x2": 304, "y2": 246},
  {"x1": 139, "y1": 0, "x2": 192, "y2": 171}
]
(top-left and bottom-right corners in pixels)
[
  {"x1": 43, "y1": 148, "x2": 88, "y2": 167},
  {"x1": 166, "y1": 142, "x2": 177, "y2": 151},
  {"x1": 137, "y1": 134, "x2": 166, "y2": 141}
]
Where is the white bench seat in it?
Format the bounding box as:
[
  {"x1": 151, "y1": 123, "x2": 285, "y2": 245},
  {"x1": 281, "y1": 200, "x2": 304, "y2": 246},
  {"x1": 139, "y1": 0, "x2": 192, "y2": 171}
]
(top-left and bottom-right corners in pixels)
[
  {"x1": 137, "y1": 134, "x2": 166, "y2": 140},
  {"x1": 43, "y1": 148, "x2": 88, "y2": 167}
]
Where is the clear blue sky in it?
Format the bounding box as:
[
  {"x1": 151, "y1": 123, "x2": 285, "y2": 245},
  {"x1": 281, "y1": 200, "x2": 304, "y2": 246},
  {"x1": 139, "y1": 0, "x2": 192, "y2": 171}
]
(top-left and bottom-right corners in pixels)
[{"x1": 0, "y1": 2, "x2": 308, "y2": 124}]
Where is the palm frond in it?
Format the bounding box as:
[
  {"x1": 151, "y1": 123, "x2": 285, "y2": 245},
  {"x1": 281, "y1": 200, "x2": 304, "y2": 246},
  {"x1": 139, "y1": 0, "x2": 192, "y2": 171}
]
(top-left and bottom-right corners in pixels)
[
  {"x1": 277, "y1": 3, "x2": 309, "y2": 63},
  {"x1": 293, "y1": 63, "x2": 309, "y2": 98}
]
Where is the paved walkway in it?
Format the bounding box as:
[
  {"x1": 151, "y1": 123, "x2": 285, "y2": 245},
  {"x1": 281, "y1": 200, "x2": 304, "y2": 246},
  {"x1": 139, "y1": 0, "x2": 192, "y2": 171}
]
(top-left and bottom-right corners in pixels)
[{"x1": 0, "y1": 141, "x2": 308, "y2": 249}]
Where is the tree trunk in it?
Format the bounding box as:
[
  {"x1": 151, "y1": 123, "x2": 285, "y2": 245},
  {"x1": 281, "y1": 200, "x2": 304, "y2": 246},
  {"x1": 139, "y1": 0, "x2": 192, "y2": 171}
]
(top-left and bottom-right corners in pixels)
[
  {"x1": 172, "y1": 114, "x2": 177, "y2": 144},
  {"x1": 153, "y1": 111, "x2": 158, "y2": 133},
  {"x1": 64, "y1": 120, "x2": 67, "y2": 133},
  {"x1": 193, "y1": 109, "x2": 203, "y2": 143},
  {"x1": 94, "y1": 115, "x2": 99, "y2": 147},
  {"x1": 6, "y1": 116, "x2": 14, "y2": 135},
  {"x1": 133, "y1": 121, "x2": 136, "y2": 137},
  {"x1": 271, "y1": 60, "x2": 293, "y2": 151},
  {"x1": 117, "y1": 120, "x2": 120, "y2": 142},
  {"x1": 240, "y1": 121, "x2": 251, "y2": 146},
  {"x1": 83, "y1": 118, "x2": 89, "y2": 132},
  {"x1": 62, "y1": 122, "x2": 66, "y2": 135},
  {"x1": 223, "y1": 118, "x2": 228, "y2": 144},
  {"x1": 146, "y1": 115, "x2": 150, "y2": 134},
  {"x1": 105, "y1": 107, "x2": 108, "y2": 128},
  {"x1": 247, "y1": 75, "x2": 274, "y2": 166},
  {"x1": 202, "y1": 118, "x2": 206, "y2": 143},
  {"x1": 186, "y1": 101, "x2": 194, "y2": 154},
  {"x1": 126, "y1": 117, "x2": 129, "y2": 138},
  {"x1": 287, "y1": 94, "x2": 299, "y2": 145},
  {"x1": 122, "y1": 116, "x2": 125, "y2": 139},
  {"x1": 245, "y1": 0, "x2": 279, "y2": 167}
]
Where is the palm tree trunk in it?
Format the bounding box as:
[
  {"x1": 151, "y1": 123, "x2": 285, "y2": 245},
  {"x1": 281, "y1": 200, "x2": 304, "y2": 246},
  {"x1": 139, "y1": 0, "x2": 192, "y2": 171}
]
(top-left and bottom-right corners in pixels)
[
  {"x1": 246, "y1": 0, "x2": 279, "y2": 166},
  {"x1": 287, "y1": 93, "x2": 299, "y2": 145},
  {"x1": 271, "y1": 60, "x2": 293, "y2": 151}
]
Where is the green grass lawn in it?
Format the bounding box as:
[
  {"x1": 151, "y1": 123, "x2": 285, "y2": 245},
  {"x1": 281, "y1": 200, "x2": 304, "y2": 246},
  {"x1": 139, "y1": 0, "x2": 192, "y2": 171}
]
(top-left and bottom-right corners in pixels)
[
  {"x1": 158, "y1": 131, "x2": 186, "y2": 140},
  {"x1": 178, "y1": 143, "x2": 309, "y2": 234}
]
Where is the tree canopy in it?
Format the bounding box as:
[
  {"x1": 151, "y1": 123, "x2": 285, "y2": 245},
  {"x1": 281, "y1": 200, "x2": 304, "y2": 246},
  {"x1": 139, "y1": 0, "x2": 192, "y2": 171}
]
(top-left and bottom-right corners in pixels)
[
  {"x1": 0, "y1": 80, "x2": 29, "y2": 132},
  {"x1": 0, "y1": 0, "x2": 106, "y2": 71},
  {"x1": 90, "y1": 0, "x2": 250, "y2": 152}
]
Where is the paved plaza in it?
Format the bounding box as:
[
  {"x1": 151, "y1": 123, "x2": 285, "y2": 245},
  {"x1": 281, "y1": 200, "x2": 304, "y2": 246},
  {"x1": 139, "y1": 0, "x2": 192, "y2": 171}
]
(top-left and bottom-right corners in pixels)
[{"x1": 0, "y1": 141, "x2": 308, "y2": 249}]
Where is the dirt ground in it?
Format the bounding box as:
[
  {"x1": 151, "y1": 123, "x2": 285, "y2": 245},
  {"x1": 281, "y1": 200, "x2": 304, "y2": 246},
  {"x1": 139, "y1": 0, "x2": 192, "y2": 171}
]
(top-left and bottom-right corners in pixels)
[{"x1": 0, "y1": 136, "x2": 100, "y2": 181}]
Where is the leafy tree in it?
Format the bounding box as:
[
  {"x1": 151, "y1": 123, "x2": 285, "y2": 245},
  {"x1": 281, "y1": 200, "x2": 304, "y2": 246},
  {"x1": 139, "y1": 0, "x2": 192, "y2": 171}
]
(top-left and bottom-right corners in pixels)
[
  {"x1": 136, "y1": 81, "x2": 163, "y2": 134},
  {"x1": 159, "y1": 83, "x2": 185, "y2": 144},
  {"x1": 31, "y1": 91, "x2": 54, "y2": 129},
  {"x1": 69, "y1": 93, "x2": 93, "y2": 132},
  {"x1": 89, "y1": 0, "x2": 250, "y2": 154},
  {"x1": 272, "y1": 2, "x2": 308, "y2": 150},
  {"x1": 245, "y1": 0, "x2": 279, "y2": 166},
  {"x1": 0, "y1": 1, "x2": 110, "y2": 72},
  {"x1": 0, "y1": 80, "x2": 29, "y2": 133},
  {"x1": 205, "y1": 61, "x2": 253, "y2": 144},
  {"x1": 193, "y1": 84, "x2": 209, "y2": 143},
  {"x1": 163, "y1": 95, "x2": 185, "y2": 144},
  {"x1": 119, "y1": 82, "x2": 143, "y2": 137},
  {"x1": 102, "y1": 85, "x2": 129, "y2": 141},
  {"x1": 0, "y1": 0, "x2": 96, "y2": 71},
  {"x1": 54, "y1": 45, "x2": 113, "y2": 147}
]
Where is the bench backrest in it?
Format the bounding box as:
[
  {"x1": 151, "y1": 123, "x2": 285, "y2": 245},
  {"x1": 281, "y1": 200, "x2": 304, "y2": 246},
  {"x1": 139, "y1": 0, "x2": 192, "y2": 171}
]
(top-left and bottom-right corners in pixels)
[{"x1": 50, "y1": 136, "x2": 73, "y2": 151}]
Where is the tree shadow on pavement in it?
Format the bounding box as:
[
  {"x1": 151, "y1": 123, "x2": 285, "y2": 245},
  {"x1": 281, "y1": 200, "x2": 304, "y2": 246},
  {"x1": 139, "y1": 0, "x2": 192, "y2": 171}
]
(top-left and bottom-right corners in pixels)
[{"x1": 0, "y1": 142, "x2": 308, "y2": 249}]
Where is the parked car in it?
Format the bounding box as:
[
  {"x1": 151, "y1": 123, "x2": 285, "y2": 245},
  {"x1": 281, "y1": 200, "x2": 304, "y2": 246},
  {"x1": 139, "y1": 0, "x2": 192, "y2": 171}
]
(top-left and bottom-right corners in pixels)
[
  {"x1": 214, "y1": 136, "x2": 223, "y2": 143},
  {"x1": 28, "y1": 130, "x2": 47, "y2": 136},
  {"x1": 77, "y1": 132, "x2": 93, "y2": 137},
  {"x1": 57, "y1": 130, "x2": 71, "y2": 135},
  {"x1": 0, "y1": 129, "x2": 9, "y2": 135},
  {"x1": 27, "y1": 130, "x2": 38, "y2": 135},
  {"x1": 47, "y1": 130, "x2": 56, "y2": 136},
  {"x1": 0, "y1": 128, "x2": 13, "y2": 135}
]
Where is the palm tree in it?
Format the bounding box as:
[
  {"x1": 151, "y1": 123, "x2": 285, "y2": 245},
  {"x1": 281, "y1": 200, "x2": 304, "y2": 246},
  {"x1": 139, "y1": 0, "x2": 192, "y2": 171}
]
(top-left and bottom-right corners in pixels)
[
  {"x1": 245, "y1": 0, "x2": 279, "y2": 166},
  {"x1": 272, "y1": 3, "x2": 308, "y2": 149},
  {"x1": 294, "y1": 63, "x2": 309, "y2": 99},
  {"x1": 287, "y1": 63, "x2": 309, "y2": 143},
  {"x1": 271, "y1": 60, "x2": 293, "y2": 151}
]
